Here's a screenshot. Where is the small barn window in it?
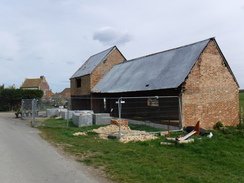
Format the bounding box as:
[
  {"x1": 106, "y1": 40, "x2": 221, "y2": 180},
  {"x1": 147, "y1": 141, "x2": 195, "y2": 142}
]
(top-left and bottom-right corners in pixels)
[
  {"x1": 147, "y1": 98, "x2": 159, "y2": 107},
  {"x1": 76, "y1": 78, "x2": 81, "y2": 88}
]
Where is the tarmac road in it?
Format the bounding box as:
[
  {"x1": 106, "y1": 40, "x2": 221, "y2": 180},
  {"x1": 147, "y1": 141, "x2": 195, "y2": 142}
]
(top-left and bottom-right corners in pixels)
[{"x1": 0, "y1": 113, "x2": 104, "y2": 183}]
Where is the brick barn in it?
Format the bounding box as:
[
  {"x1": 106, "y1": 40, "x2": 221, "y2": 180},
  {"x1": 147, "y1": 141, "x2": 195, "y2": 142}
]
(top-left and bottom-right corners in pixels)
[
  {"x1": 70, "y1": 46, "x2": 126, "y2": 110},
  {"x1": 70, "y1": 38, "x2": 239, "y2": 129}
]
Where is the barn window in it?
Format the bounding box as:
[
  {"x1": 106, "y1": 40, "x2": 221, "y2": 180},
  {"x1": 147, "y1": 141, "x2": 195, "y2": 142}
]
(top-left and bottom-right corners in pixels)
[
  {"x1": 76, "y1": 78, "x2": 81, "y2": 88},
  {"x1": 147, "y1": 98, "x2": 159, "y2": 107}
]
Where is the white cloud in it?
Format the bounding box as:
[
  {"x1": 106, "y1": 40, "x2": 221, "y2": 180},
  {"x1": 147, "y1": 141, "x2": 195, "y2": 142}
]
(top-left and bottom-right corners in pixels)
[{"x1": 93, "y1": 27, "x2": 133, "y2": 46}]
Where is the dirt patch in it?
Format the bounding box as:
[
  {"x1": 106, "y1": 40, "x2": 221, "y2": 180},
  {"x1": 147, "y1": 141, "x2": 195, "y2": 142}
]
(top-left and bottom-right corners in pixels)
[{"x1": 91, "y1": 124, "x2": 158, "y2": 143}]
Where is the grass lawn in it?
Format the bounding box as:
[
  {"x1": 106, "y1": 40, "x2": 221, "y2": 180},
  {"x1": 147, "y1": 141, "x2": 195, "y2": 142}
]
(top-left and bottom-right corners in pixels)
[
  {"x1": 38, "y1": 117, "x2": 244, "y2": 183},
  {"x1": 239, "y1": 93, "x2": 244, "y2": 110}
]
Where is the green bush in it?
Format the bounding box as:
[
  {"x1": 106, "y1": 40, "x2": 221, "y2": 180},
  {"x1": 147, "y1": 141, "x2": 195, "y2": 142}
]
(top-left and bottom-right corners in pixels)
[{"x1": 214, "y1": 121, "x2": 224, "y2": 129}]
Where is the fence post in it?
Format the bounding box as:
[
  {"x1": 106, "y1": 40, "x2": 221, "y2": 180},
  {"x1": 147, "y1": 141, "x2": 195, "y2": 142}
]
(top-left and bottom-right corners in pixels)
[
  {"x1": 21, "y1": 100, "x2": 24, "y2": 120},
  {"x1": 117, "y1": 97, "x2": 123, "y2": 139},
  {"x1": 178, "y1": 96, "x2": 183, "y2": 129},
  {"x1": 31, "y1": 99, "x2": 36, "y2": 127},
  {"x1": 66, "y1": 98, "x2": 71, "y2": 128}
]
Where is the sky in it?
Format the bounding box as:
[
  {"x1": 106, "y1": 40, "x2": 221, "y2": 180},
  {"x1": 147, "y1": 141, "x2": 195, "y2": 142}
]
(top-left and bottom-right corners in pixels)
[{"x1": 0, "y1": 0, "x2": 244, "y2": 93}]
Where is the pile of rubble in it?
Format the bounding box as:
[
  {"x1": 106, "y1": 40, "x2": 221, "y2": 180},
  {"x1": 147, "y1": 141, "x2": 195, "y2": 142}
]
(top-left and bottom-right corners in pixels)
[
  {"x1": 92, "y1": 122, "x2": 158, "y2": 143},
  {"x1": 73, "y1": 119, "x2": 158, "y2": 143}
]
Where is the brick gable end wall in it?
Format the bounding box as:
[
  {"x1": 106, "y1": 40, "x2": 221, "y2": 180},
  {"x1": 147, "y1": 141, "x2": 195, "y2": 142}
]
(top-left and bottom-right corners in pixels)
[
  {"x1": 91, "y1": 49, "x2": 126, "y2": 90},
  {"x1": 181, "y1": 40, "x2": 239, "y2": 129}
]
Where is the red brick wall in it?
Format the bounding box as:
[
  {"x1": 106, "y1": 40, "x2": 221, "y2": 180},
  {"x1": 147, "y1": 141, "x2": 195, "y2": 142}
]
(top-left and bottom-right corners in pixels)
[
  {"x1": 39, "y1": 81, "x2": 52, "y2": 98},
  {"x1": 182, "y1": 40, "x2": 239, "y2": 129},
  {"x1": 91, "y1": 48, "x2": 126, "y2": 89}
]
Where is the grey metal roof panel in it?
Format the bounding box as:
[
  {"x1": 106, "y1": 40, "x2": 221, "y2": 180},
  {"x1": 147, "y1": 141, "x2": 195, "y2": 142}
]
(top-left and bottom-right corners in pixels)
[
  {"x1": 92, "y1": 39, "x2": 211, "y2": 93},
  {"x1": 70, "y1": 46, "x2": 116, "y2": 78}
]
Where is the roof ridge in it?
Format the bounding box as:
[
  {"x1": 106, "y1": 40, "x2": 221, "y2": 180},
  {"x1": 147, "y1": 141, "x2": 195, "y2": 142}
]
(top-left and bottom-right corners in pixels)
[
  {"x1": 90, "y1": 46, "x2": 116, "y2": 58},
  {"x1": 80, "y1": 46, "x2": 116, "y2": 68},
  {"x1": 126, "y1": 37, "x2": 214, "y2": 63}
]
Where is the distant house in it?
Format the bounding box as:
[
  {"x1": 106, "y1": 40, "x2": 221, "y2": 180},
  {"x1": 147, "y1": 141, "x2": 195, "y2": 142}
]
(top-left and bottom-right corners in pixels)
[
  {"x1": 70, "y1": 46, "x2": 126, "y2": 109},
  {"x1": 60, "y1": 88, "x2": 70, "y2": 98},
  {"x1": 51, "y1": 88, "x2": 70, "y2": 100},
  {"x1": 70, "y1": 38, "x2": 239, "y2": 129},
  {"x1": 20, "y1": 76, "x2": 52, "y2": 98},
  {"x1": 51, "y1": 88, "x2": 70, "y2": 107}
]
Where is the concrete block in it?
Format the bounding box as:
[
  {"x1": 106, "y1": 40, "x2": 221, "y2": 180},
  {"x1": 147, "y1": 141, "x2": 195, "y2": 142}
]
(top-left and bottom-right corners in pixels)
[
  {"x1": 72, "y1": 110, "x2": 94, "y2": 127},
  {"x1": 60, "y1": 110, "x2": 73, "y2": 120},
  {"x1": 92, "y1": 113, "x2": 112, "y2": 125},
  {"x1": 46, "y1": 108, "x2": 59, "y2": 117},
  {"x1": 73, "y1": 110, "x2": 94, "y2": 115}
]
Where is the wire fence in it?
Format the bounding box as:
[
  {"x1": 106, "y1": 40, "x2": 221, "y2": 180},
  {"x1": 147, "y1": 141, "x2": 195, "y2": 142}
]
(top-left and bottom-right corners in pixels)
[
  {"x1": 20, "y1": 95, "x2": 182, "y2": 130},
  {"x1": 20, "y1": 97, "x2": 69, "y2": 126},
  {"x1": 71, "y1": 96, "x2": 182, "y2": 129}
]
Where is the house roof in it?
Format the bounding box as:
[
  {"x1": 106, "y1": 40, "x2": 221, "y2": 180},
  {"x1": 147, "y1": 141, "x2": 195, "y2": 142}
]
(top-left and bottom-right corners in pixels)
[
  {"x1": 61, "y1": 88, "x2": 70, "y2": 98},
  {"x1": 70, "y1": 46, "x2": 117, "y2": 79},
  {"x1": 20, "y1": 78, "x2": 42, "y2": 88},
  {"x1": 92, "y1": 38, "x2": 223, "y2": 93}
]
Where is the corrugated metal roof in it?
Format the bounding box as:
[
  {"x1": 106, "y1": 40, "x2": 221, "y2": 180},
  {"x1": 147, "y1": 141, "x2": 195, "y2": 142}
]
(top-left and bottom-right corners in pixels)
[
  {"x1": 70, "y1": 46, "x2": 116, "y2": 78},
  {"x1": 92, "y1": 38, "x2": 211, "y2": 93}
]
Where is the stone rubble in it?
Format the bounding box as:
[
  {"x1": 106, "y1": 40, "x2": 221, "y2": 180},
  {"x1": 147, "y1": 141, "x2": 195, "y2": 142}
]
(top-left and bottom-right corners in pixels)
[
  {"x1": 73, "y1": 132, "x2": 88, "y2": 136},
  {"x1": 92, "y1": 124, "x2": 158, "y2": 143}
]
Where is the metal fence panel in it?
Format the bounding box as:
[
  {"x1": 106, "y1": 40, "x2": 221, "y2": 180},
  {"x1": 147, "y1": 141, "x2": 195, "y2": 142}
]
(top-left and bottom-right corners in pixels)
[{"x1": 70, "y1": 96, "x2": 182, "y2": 130}]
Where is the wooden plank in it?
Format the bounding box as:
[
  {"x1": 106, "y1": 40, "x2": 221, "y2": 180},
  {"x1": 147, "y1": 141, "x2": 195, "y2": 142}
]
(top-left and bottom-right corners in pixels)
[
  {"x1": 177, "y1": 138, "x2": 194, "y2": 144},
  {"x1": 176, "y1": 130, "x2": 196, "y2": 141},
  {"x1": 166, "y1": 137, "x2": 176, "y2": 141}
]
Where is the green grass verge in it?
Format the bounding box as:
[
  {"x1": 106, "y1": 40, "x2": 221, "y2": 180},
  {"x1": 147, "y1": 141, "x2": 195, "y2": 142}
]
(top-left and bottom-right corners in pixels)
[{"x1": 38, "y1": 118, "x2": 244, "y2": 183}]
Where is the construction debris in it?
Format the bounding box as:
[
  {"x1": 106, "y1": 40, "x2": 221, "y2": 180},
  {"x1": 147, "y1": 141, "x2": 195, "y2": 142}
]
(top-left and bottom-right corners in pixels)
[
  {"x1": 73, "y1": 132, "x2": 88, "y2": 136},
  {"x1": 176, "y1": 130, "x2": 196, "y2": 141},
  {"x1": 177, "y1": 138, "x2": 194, "y2": 144},
  {"x1": 161, "y1": 121, "x2": 201, "y2": 145},
  {"x1": 160, "y1": 131, "x2": 169, "y2": 136},
  {"x1": 92, "y1": 124, "x2": 158, "y2": 143},
  {"x1": 110, "y1": 119, "x2": 129, "y2": 127}
]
